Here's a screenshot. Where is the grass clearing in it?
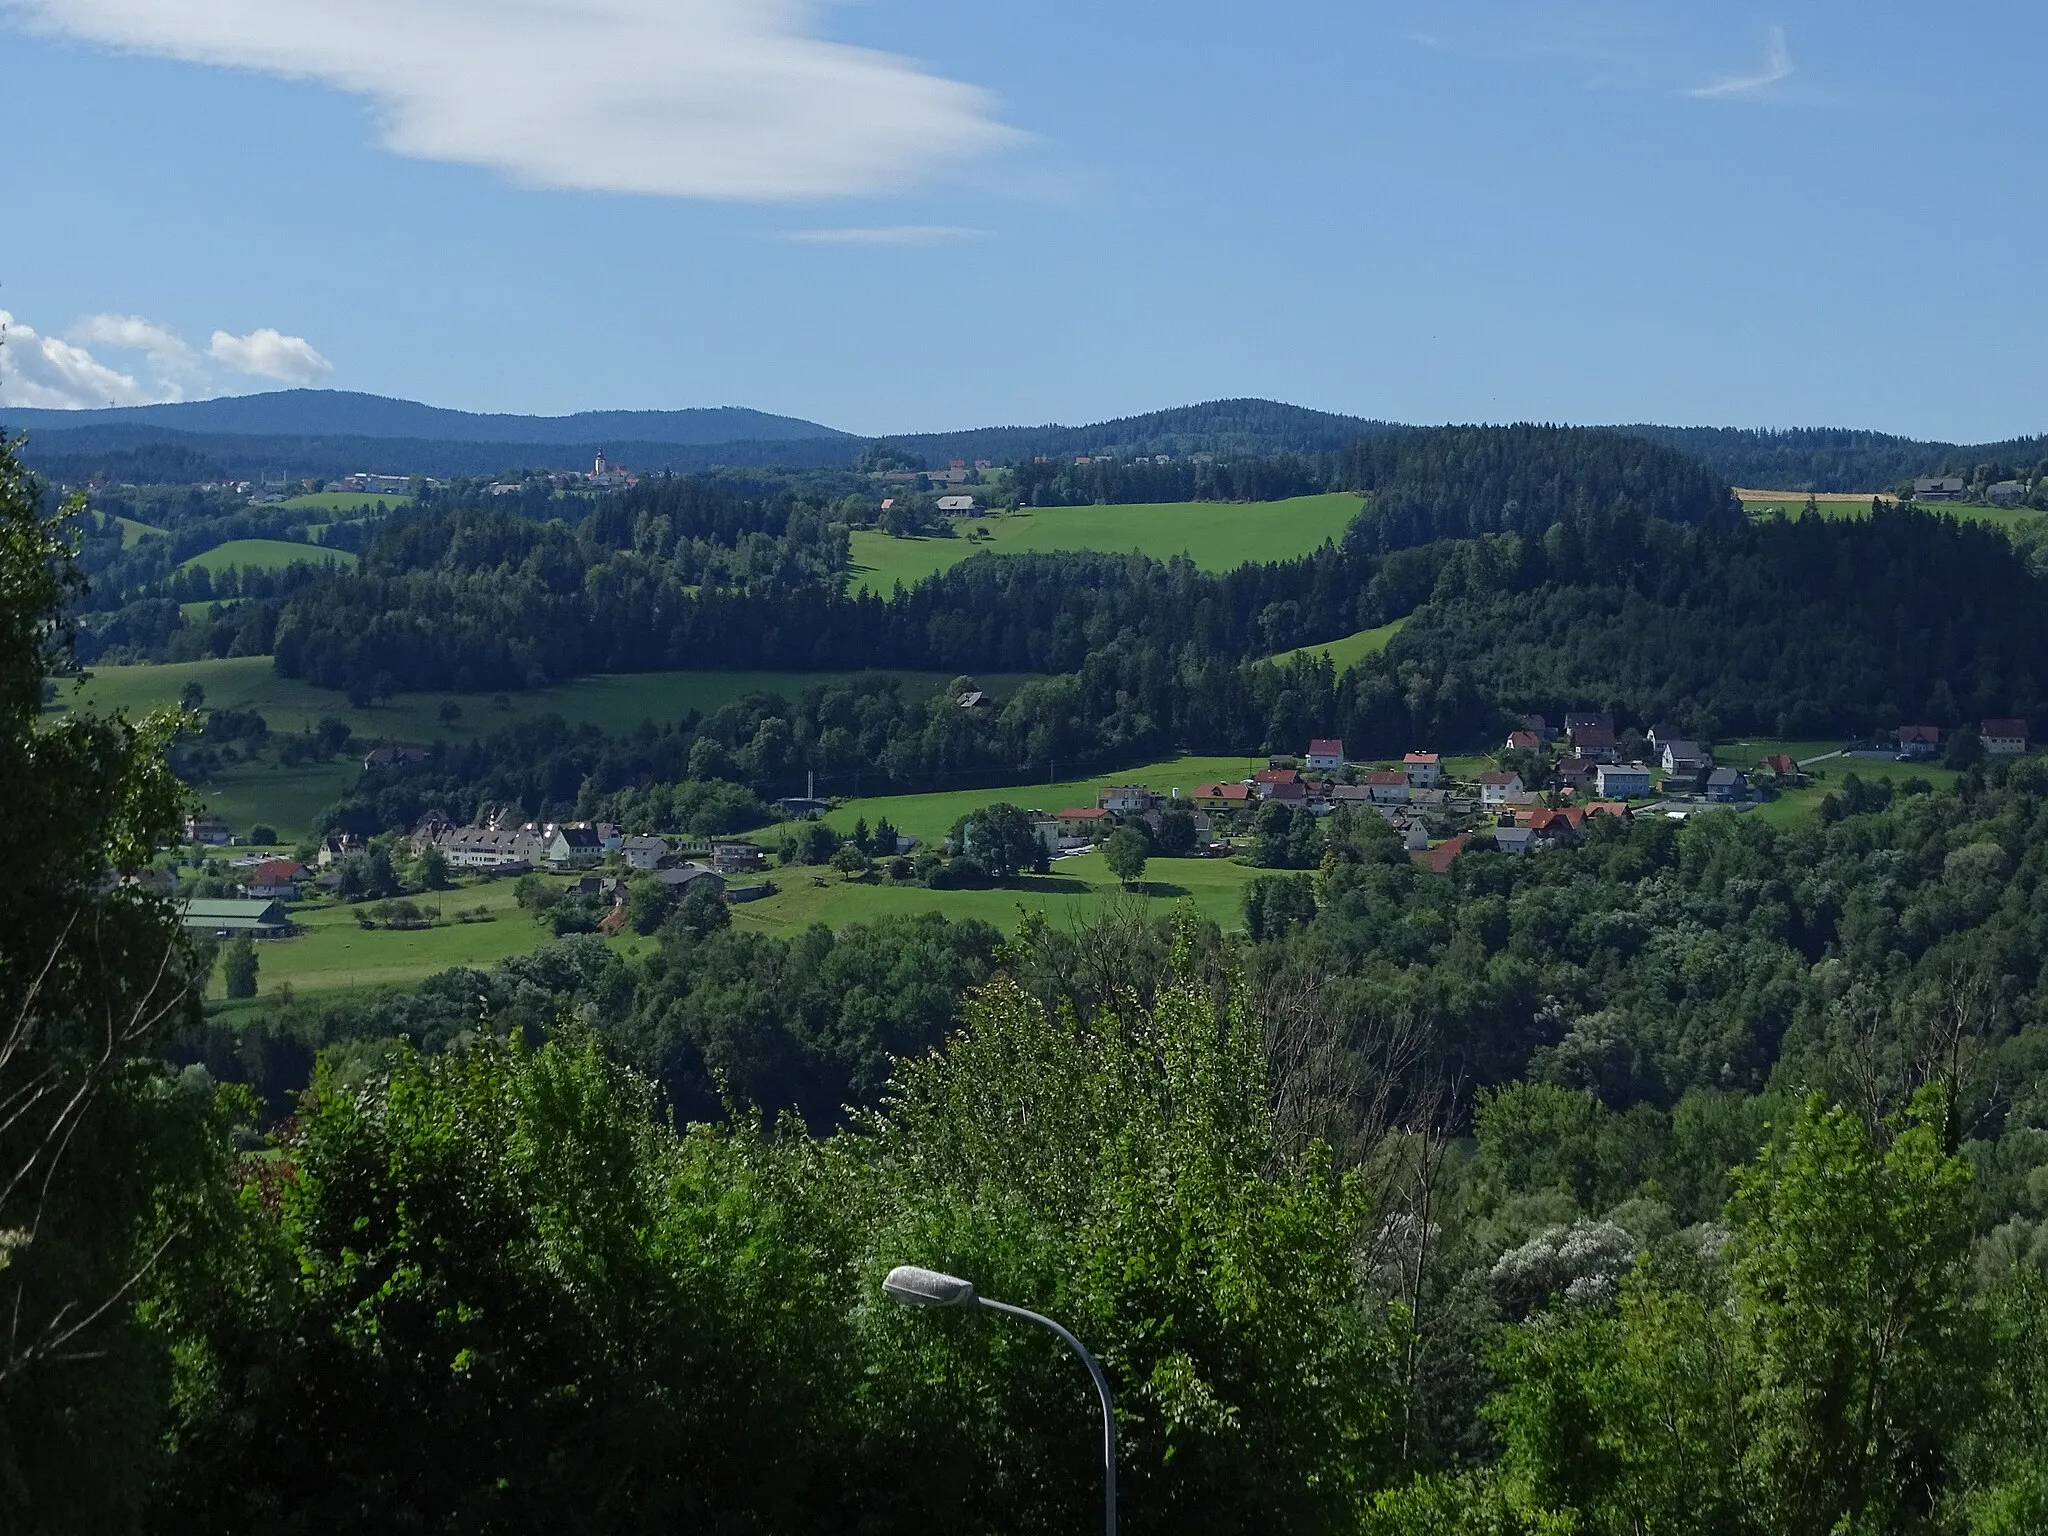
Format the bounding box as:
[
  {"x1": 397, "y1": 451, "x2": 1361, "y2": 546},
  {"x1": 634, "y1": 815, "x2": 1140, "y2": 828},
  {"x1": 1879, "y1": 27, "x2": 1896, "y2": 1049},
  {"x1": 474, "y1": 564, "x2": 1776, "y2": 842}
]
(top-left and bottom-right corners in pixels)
[
  {"x1": 58, "y1": 658, "x2": 1042, "y2": 745},
  {"x1": 181, "y1": 539, "x2": 359, "y2": 575},
  {"x1": 110, "y1": 514, "x2": 167, "y2": 547},
  {"x1": 811, "y1": 753, "x2": 1272, "y2": 848},
  {"x1": 275, "y1": 491, "x2": 412, "y2": 512},
  {"x1": 1266, "y1": 618, "x2": 1408, "y2": 672},
  {"x1": 220, "y1": 876, "x2": 552, "y2": 998},
  {"x1": 1719, "y1": 738, "x2": 1958, "y2": 829},
  {"x1": 184, "y1": 757, "x2": 362, "y2": 841},
  {"x1": 1741, "y1": 494, "x2": 2048, "y2": 536},
  {"x1": 731, "y1": 849, "x2": 1264, "y2": 937},
  {"x1": 847, "y1": 493, "x2": 1365, "y2": 595}
]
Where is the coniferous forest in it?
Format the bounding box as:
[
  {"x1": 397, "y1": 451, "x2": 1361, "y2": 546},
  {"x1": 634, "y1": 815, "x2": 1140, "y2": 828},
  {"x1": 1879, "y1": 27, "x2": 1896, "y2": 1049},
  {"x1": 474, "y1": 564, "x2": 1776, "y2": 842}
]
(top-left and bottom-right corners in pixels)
[{"x1": 18, "y1": 412, "x2": 2048, "y2": 1536}]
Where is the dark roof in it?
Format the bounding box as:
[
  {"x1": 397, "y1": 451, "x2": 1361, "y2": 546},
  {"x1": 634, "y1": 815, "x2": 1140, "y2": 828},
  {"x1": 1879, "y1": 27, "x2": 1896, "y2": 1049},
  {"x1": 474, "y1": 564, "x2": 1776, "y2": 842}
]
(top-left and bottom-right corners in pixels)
[
  {"x1": 1984, "y1": 718, "x2": 2029, "y2": 737},
  {"x1": 555, "y1": 826, "x2": 601, "y2": 848}
]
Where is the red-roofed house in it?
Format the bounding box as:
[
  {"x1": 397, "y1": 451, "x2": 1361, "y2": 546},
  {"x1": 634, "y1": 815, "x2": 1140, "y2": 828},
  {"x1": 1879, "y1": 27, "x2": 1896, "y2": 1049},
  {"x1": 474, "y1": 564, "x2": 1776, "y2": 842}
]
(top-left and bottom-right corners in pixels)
[
  {"x1": 1582, "y1": 801, "x2": 1633, "y2": 821},
  {"x1": 1305, "y1": 738, "x2": 1346, "y2": 773},
  {"x1": 1403, "y1": 751, "x2": 1442, "y2": 787},
  {"x1": 1505, "y1": 729, "x2": 1540, "y2": 751},
  {"x1": 1193, "y1": 782, "x2": 1253, "y2": 811},
  {"x1": 1409, "y1": 834, "x2": 1469, "y2": 875},
  {"x1": 1054, "y1": 807, "x2": 1111, "y2": 840},
  {"x1": 1756, "y1": 753, "x2": 1803, "y2": 785},
  {"x1": 1984, "y1": 719, "x2": 2030, "y2": 756},
  {"x1": 1365, "y1": 770, "x2": 1411, "y2": 806},
  {"x1": 244, "y1": 859, "x2": 306, "y2": 900},
  {"x1": 1526, "y1": 807, "x2": 1585, "y2": 846},
  {"x1": 1255, "y1": 767, "x2": 1302, "y2": 799},
  {"x1": 1477, "y1": 770, "x2": 1525, "y2": 806}
]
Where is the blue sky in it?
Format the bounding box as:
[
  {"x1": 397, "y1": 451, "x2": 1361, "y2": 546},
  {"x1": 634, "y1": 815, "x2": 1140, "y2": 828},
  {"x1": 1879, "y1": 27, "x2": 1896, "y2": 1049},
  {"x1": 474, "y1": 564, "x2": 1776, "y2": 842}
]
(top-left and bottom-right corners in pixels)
[{"x1": 1, "y1": 1, "x2": 2042, "y2": 440}]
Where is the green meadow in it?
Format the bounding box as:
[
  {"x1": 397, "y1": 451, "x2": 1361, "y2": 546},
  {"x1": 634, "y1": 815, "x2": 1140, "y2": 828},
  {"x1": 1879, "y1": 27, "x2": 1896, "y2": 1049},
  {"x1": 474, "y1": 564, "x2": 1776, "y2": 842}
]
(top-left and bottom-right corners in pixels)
[
  {"x1": 731, "y1": 848, "x2": 1265, "y2": 938},
  {"x1": 847, "y1": 493, "x2": 1365, "y2": 594},
  {"x1": 1267, "y1": 617, "x2": 1408, "y2": 672},
  {"x1": 1741, "y1": 494, "x2": 2047, "y2": 536},
  {"x1": 180, "y1": 539, "x2": 359, "y2": 575},
  {"x1": 112, "y1": 514, "x2": 167, "y2": 547},
  {"x1": 276, "y1": 491, "x2": 412, "y2": 513}
]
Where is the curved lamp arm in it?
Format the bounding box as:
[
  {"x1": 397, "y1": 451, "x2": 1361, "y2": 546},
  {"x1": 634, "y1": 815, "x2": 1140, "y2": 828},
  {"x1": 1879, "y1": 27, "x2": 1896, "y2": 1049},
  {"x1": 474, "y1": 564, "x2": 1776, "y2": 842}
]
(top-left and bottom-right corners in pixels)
[{"x1": 882, "y1": 1266, "x2": 1116, "y2": 1536}]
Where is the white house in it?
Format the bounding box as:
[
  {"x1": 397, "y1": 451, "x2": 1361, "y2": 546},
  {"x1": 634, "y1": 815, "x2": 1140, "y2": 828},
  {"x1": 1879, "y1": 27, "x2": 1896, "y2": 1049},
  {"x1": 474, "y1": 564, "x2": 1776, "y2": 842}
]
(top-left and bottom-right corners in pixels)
[
  {"x1": 1099, "y1": 785, "x2": 1161, "y2": 815},
  {"x1": 1365, "y1": 770, "x2": 1411, "y2": 806},
  {"x1": 1403, "y1": 751, "x2": 1443, "y2": 787},
  {"x1": 622, "y1": 834, "x2": 670, "y2": 871},
  {"x1": 1305, "y1": 738, "x2": 1345, "y2": 773},
  {"x1": 1596, "y1": 763, "x2": 1653, "y2": 799},
  {"x1": 1660, "y1": 740, "x2": 1708, "y2": 779},
  {"x1": 1477, "y1": 770, "x2": 1524, "y2": 807},
  {"x1": 937, "y1": 495, "x2": 980, "y2": 515},
  {"x1": 1984, "y1": 718, "x2": 2030, "y2": 756},
  {"x1": 547, "y1": 825, "x2": 603, "y2": 869}
]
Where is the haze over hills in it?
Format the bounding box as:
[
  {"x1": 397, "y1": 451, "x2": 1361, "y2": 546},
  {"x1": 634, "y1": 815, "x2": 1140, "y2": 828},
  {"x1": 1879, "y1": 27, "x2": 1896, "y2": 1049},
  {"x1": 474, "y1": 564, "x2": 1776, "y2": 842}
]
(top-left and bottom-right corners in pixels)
[{"x1": 3, "y1": 388, "x2": 2044, "y2": 490}]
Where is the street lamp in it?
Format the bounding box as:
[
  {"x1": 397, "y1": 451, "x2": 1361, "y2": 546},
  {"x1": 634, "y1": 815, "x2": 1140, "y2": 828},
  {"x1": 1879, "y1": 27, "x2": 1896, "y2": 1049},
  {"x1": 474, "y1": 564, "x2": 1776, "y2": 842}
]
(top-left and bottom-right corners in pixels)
[{"x1": 883, "y1": 1264, "x2": 1117, "y2": 1536}]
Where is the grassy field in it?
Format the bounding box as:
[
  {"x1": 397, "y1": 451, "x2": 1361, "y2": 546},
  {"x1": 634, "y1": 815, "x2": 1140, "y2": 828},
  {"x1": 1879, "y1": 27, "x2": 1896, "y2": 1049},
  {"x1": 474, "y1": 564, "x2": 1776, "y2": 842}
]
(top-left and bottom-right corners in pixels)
[
  {"x1": 186, "y1": 757, "x2": 362, "y2": 840},
  {"x1": 810, "y1": 753, "x2": 1272, "y2": 847},
  {"x1": 1741, "y1": 493, "x2": 2047, "y2": 536},
  {"x1": 179, "y1": 598, "x2": 246, "y2": 621},
  {"x1": 181, "y1": 539, "x2": 359, "y2": 575},
  {"x1": 217, "y1": 876, "x2": 555, "y2": 998},
  {"x1": 276, "y1": 491, "x2": 412, "y2": 513},
  {"x1": 846, "y1": 493, "x2": 1365, "y2": 595},
  {"x1": 731, "y1": 848, "x2": 1264, "y2": 937},
  {"x1": 112, "y1": 514, "x2": 167, "y2": 547},
  {"x1": 1267, "y1": 618, "x2": 1408, "y2": 672},
  {"x1": 59, "y1": 658, "x2": 1042, "y2": 744},
  {"x1": 1717, "y1": 738, "x2": 1959, "y2": 828}
]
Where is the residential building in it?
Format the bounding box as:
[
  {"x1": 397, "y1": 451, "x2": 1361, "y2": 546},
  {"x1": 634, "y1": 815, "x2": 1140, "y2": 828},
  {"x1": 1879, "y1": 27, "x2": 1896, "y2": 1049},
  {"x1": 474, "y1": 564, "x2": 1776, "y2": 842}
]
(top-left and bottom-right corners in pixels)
[
  {"x1": 654, "y1": 864, "x2": 725, "y2": 894},
  {"x1": 1409, "y1": 834, "x2": 1469, "y2": 874},
  {"x1": 1365, "y1": 770, "x2": 1411, "y2": 805},
  {"x1": 1554, "y1": 755, "x2": 1600, "y2": 795},
  {"x1": 1254, "y1": 767, "x2": 1302, "y2": 799},
  {"x1": 957, "y1": 690, "x2": 993, "y2": 715},
  {"x1": 243, "y1": 859, "x2": 305, "y2": 900},
  {"x1": 316, "y1": 832, "x2": 363, "y2": 868},
  {"x1": 1897, "y1": 724, "x2": 1941, "y2": 758},
  {"x1": 936, "y1": 495, "x2": 980, "y2": 515},
  {"x1": 1266, "y1": 778, "x2": 1310, "y2": 808},
  {"x1": 1403, "y1": 751, "x2": 1443, "y2": 786},
  {"x1": 595, "y1": 822, "x2": 623, "y2": 855},
  {"x1": 711, "y1": 843, "x2": 766, "y2": 874},
  {"x1": 409, "y1": 809, "x2": 455, "y2": 855},
  {"x1": 778, "y1": 796, "x2": 829, "y2": 820},
  {"x1": 1526, "y1": 807, "x2": 1585, "y2": 846},
  {"x1": 1402, "y1": 821, "x2": 1430, "y2": 852},
  {"x1": 1984, "y1": 718, "x2": 2030, "y2": 756},
  {"x1": 1756, "y1": 753, "x2": 1804, "y2": 785},
  {"x1": 1989, "y1": 480, "x2": 2029, "y2": 506},
  {"x1": 547, "y1": 825, "x2": 604, "y2": 869},
  {"x1": 184, "y1": 813, "x2": 232, "y2": 845},
  {"x1": 179, "y1": 898, "x2": 290, "y2": 937},
  {"x1": 623, "y1": 834, "x2": 670, "y2": 871},
  {"x1": 1660, "y1": 740, "x2": 1708, "y2": 780},
  {"x1": 1099, "y1": 785, "x2": 1162, "y2": 815},
  {"x1": 1567, "y1": 721, "x2": 1619, "y2": 763},
  {"x1": 1582, "y1": 801, "x2": 1634, "y2": 821},
  {"x1": 1646, "y1": 723, "x2": 1685, "y2": 752},
  {"x1": 1477, "y1": 770, "x2": 1525, "y2": 807},
  {"x1": 1054, "y1": 807, "x2": 1112, "y2": 841},
  {"x1": 1596, "y1": 762, "x2": 1653, "y2": 798},
  {"x1": 1914, "y1": 476, "x2": 1966, "y2": 501},
  {"x1": 1505, "y1": 729, "x2": 1540, "y2": 751},
  {"x1": 363, "y1": 745, "x2": 432, "y2": 771},
  {"x1": 1706, "y1": 767, "x2": 1749, "y2": 802},
  {"x1": 1493, "y1": 826, "x2": 1537, "y2": 855},
  {"x1": 1193, "y1": 782, "x2": 1254, "y2": 811},
  {"x1": 1305, "y1": 738, "x2": 1346, "y2": 773},
  {"x1": 440, "y1": 826, "x2": 534, "y2": 869}
]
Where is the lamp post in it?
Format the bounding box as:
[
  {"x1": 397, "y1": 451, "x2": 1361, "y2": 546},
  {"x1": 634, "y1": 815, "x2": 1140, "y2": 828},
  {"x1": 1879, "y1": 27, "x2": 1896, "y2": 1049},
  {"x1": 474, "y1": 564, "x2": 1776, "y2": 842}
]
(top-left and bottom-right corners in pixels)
[{"x1": 882, "y1": 1264, "x2": 1117, "y2": 1536}]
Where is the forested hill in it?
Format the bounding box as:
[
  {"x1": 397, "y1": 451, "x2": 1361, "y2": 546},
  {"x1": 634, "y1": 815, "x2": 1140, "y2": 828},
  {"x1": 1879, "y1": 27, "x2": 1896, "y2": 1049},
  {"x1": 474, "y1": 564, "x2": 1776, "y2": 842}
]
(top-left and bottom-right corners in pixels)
[
  {"x1": 1623, "y1": 422, "x2": 2048, "y2": 492},
  {"x1": 876, "y1": 398, "x2": 1409, "y2": 464}
]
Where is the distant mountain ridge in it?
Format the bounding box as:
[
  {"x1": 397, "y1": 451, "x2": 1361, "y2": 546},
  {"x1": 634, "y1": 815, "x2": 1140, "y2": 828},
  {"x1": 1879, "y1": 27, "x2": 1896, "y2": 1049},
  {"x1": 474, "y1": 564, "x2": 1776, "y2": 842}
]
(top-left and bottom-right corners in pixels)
[
  {"x1": 4, "y1": 389, "x2": 2041, "y2": 491},
  {"x1": 0, "y1": 390, "x2": 848, "y2": 446}
]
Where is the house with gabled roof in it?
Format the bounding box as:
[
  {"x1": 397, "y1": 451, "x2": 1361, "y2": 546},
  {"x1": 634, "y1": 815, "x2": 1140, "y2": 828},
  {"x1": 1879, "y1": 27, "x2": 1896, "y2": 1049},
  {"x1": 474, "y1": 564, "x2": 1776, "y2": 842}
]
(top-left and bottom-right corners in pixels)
[
  {"x1": 1984, "y1": 718, "x2": 2030, "y2": 755},
  {"x1": 1305, "y1": 738, "x2": 1345, "y2": 773},
  {"x1": 1403, "y1": 751, "x2": 1442, "y2": 787}
]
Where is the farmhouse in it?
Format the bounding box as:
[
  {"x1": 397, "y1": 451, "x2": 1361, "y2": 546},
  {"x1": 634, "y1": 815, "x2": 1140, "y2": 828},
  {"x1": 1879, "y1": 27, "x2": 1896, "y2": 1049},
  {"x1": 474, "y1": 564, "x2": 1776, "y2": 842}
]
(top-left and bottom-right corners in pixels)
[
  {"x1": 1595, "y1": 763, "x2": 1653, "y2": 799},
  {"x1": 184, "y1": 813, "x2": 232, "y2": 846},
  {"x1": 654, "y1": 864, "x2": 725, "y2": 894},
  {"x1": 711, "y1": 843, "x2": 766, "y2": 873},
  {"x1": 179, "y1": 898, "x2": 290, "y2": 938},
  {"x1": 1566, "y1": 720, "x2": 1618, "y2": 763},
  {"x1": 937, "y1": 495, "x2": 981, "y2": 515},
  {"x1": 1305, "y1": 738, "x2": 1346, "y2": 773},
  {"x1": 1984, "y1": 718, "x2": 2030, "y2": 756},
  {"x1": 1505, "y1": 729, "x2": 1540, "y2": 751},
  {"x1": 1914, "y1": 476, "x2": 1966, "y2": 501},
  {"x1": 1403, "y1": 752, "x2": 1442, "y2": 787},
  {"x1": 1897, "y1": 724, "x2": 1941, "y2": 757},
  {"x1": 1660, "y1": 740, "x2": 1708, "y2": 779},
  {"x1": 1756, "y1": 753, "x2": 1804, "y2": 785},
  {"x1": 363, "y1": 745, "x2": 432, "y2": 771},
  {"x1": 1989, "y1": 481, "x2": 2028, "y2": 506},
  {"x1": 243, "y1": 859, "x2": 305, "y2": 900}
]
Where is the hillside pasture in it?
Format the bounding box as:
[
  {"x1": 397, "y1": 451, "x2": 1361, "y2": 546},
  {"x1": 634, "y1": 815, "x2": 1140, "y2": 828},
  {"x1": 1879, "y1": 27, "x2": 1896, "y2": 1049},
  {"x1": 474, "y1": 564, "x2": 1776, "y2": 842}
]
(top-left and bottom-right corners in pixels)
[
  {"x1": 1266, "y1": 617, "x2": 1408, "y2": 672},
  {"x1": 276, "y1": 491, "x2": 412, "y2": 512},
  {"x1": 180, "y1": 539, "x2": 359, "y2": 575},
  {"x1": 1741, "y1": 492, "x2": 2046, "y2": 536},
  {"x1": 847, "y1": 493, "x2": 1365, "y2": 594}
]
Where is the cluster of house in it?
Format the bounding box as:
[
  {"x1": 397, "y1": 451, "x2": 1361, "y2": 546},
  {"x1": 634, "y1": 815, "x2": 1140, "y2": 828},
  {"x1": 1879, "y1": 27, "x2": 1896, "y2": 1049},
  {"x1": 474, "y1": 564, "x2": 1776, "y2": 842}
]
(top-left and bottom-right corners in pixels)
[
  {"x1": 1885, "y1": 720, "x2": 2030, "y2": 757},
  {"x1": 406, "y1": 808, "x2": 765, "y2": 885},
  {"x1": 322, "y1": 473, "x2": 415, "y2": 496},
  {"x1": 1913, "y1": 476, "x2": 2033, "y2": 506},
  {"x1": 1501, "y1": 715, "x2": 1754, "y2": 803}
]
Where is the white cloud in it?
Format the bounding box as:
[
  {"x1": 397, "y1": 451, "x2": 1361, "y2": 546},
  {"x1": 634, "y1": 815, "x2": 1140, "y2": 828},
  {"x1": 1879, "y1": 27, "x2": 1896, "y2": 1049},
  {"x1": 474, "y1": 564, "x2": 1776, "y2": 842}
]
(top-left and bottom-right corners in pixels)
[
  {"x1": 0, "y1": 310, "x2": 152, "y2": 408},
  {"x1": 781, "y1": 224, "x2": 988, "y2": 246},
  {"x1": 1690, "y1": 25, "x2": 1793, "y2": 100},
  {"x1": 0, "y1": 309, "x2": 332, "y2": 407},
  {"x1": 8, "y1": 0, "x2": 1023, "y2": 201},
  {"x1": 209, "y1": 327, "x2": 332, "y2": 383}
]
